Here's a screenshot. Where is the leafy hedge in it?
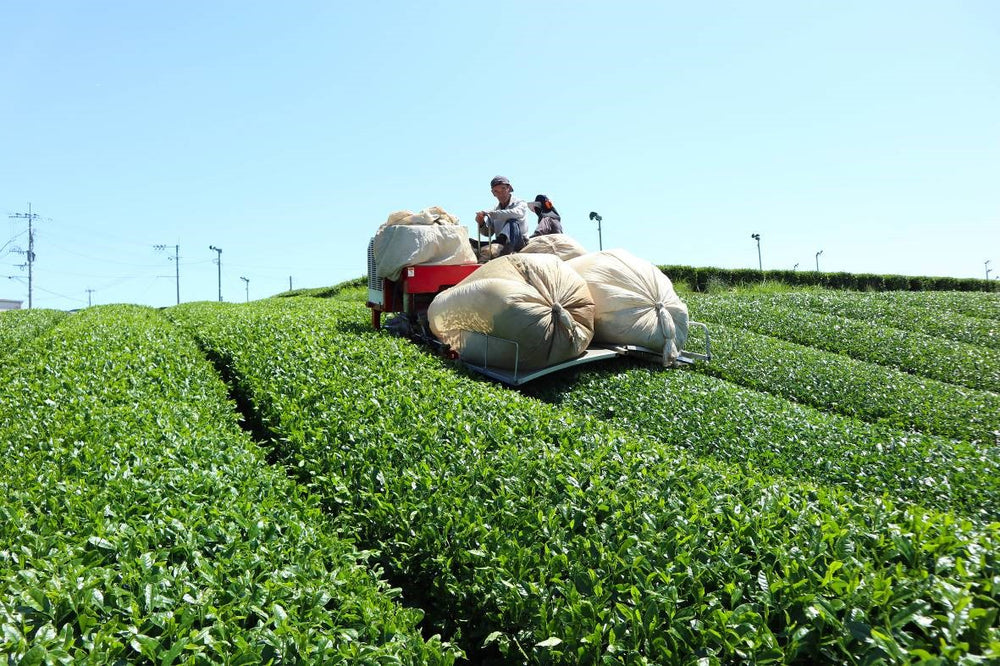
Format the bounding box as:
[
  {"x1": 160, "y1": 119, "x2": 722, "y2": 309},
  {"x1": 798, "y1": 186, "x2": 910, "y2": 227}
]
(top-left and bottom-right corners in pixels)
[
  {"x1": 526, "y1": 362, "x2": 1000, "y2": 521},
  {"x1": 848, "y1": 290, "x2": 1000, "y2": 323},
  {"x1": 687, "y1": 320, "x2": 1000, "y2": 445},
  {"x1": 272, "y1": 276, "x2": 367, "y2": 299},
  {"x1": 0, "y1": 308, "x2": 68, "y2": 359},
  {"x1": 763, "y1": 291, "x2": 1000, "y2": 351},
  {"x1": 659, "y1": 265, "x2": 1000, "y2": 293},
  {"x1": 168, "y1": 297, "x2": 1000, "y2": 665},
  {"x1": 688, "y1": 293, "x2": 1000, "y2": 393},
  {"x1": 0, "y1": 305, "x2": 458, "y2": 664}
]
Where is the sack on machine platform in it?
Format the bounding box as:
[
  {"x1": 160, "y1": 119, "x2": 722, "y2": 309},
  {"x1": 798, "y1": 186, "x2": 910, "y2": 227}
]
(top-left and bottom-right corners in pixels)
[
  {"x1": 373, "y1": 207, "x2": 477, "y2": 281},
  {"x1": 519, "y1": 233, "x2": 588, "y2": 260},
  {"x1": 568, "y1": 249, "x2": 689, "y2": 363},
  {"x1": 427, "y1": 253, "x2": 595, "y2": 370}
]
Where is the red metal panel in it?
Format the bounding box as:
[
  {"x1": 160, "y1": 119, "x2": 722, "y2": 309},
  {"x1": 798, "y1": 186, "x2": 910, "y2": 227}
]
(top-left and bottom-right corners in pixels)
[{"x1": 404, "y1": 264, "x2": 480, "y2": 294}]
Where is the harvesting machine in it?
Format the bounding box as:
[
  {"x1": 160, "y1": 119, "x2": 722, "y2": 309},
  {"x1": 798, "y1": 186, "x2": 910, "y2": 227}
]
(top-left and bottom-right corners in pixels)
[{"x1": 365, "y1": 242, "x2": 711, "y2": 386}]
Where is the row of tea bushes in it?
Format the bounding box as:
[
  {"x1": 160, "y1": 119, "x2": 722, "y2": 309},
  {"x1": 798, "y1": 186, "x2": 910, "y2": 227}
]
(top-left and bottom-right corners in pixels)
[
  {"x1": 658, "y1": 266, "x2": 1000, "y2": 294},
  {"x1": 867, "y1": 290, "x2": 1000, "y2": 321},
  {"x1": 0, "y1": 305, "x2": 459, "y2": 664},
  {"x1": 527, "y1": 362, "x2": 1000, "y2": 522},
  {"x1": 760, "y1": 291, "x2": 1000, "y2": 352},
  {"x1": 686, "y1": 321, "x2": 1000, "y2": 445},
  {"x1": 168, "y1": 298, "x2": 1000, "y2": 664},
  {"x1": 0, "y1": 308, "x2": 67, "y2": 359},
  {"x1": 688, "y1": 294, "x2": 1000, "y2": 393}
]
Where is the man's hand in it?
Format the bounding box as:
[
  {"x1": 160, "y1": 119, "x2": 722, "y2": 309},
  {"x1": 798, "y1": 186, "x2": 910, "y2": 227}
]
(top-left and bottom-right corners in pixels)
[{"x1": 475, "y1": 211, "x2": 486, "y2": 225}]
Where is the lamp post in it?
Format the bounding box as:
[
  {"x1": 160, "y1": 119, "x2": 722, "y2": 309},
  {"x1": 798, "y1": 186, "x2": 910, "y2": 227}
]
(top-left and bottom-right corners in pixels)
[
  {"x1": 751, "y1": 233, "x2": 761, "y2": 271},
  {"x1": 793, "y1": 263, "x2": 799, "y2": 272},
  {"x1": 815, "y1": 250, "x2": 823, "y2": 272},
  {"x1": 240, "y1": 276, "x2": 250, "y2": 303},
  {"x1": 589, "y1": 212, "x2": 603, "y2": 250},
  {"x1": 209, "y1": 245, "x2": 223, "y2": 302},
  {"x1": 987, "y1": 260, "x2": 992, "y2": 281}
]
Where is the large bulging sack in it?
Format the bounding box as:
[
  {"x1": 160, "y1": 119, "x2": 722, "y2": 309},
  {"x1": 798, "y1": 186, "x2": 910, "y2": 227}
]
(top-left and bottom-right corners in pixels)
[
  {"x1": 383, "y1": 206, "x2": 461, "y2": 227},
  {"x1": 373, "y1": 207, "x2": 477, "y2": 280},
  {"x1": 567, "y1": 249, "x2": 689, "y2": 362},
  {"x1": 519, "y1": 233, "x2": 588, "y2": 260},
  {"x1": 428, "y1": 253, "x2": 595, "y2": 370}
]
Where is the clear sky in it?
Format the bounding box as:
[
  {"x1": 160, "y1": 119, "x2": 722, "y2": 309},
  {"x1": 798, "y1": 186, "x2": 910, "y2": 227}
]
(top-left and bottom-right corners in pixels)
[{"x1": 2, "y1": 1, "x2": 998, "y2": 309}]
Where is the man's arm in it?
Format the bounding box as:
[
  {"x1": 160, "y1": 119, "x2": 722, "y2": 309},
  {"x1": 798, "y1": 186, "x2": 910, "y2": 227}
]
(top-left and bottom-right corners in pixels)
[{"x1": 484, "y1": 198, "x2": 529, "y2": 234}]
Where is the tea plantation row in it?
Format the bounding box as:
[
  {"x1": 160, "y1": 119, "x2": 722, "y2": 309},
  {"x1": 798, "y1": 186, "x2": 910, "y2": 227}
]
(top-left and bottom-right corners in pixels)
[
  {"x1": 0, "y1": 306, "x2": 459, "y2": 664},
  {"x1": 680, "y1": 320, "x2": 999, "y2": 445},
  {"x1": 0, "y1": 308, "x2": 67, "y2": 360},
  {"x1": 687, "y1": 294, "x2": 1000, "y2": 394},
  {"x1": 525, "y1": 361, "x2": 1000, "y2": 522},
  {"x1": 164, "y1": 297, "x2": 999, "y2": 664},
  {"x1": 740, "y1": 291, "x2": 999, "y2": 352},
  {"x1": 3, "y1": 288, "x2": 998, "y2": 664}
]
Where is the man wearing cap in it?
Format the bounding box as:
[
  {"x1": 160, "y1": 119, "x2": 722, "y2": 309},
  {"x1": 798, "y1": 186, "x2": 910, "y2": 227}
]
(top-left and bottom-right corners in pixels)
[{"x1": 475, "y1": 176, "x2": 529, "y2": 256}]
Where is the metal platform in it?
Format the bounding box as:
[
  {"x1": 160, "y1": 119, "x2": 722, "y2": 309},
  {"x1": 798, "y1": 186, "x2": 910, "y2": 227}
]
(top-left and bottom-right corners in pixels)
[{"x1": 457, "y1": 322, "x2": 711, "y2": 386}]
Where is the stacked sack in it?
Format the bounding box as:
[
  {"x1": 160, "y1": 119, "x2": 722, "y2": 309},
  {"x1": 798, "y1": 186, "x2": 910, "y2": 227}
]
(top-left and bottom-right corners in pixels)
[
  {"x1": 372, "y1": 207, "x2": 477, "y2": 281},
  {"x1": 567, "y1": 249, "x2": 689, "y2": 363},
  {"x1": 519, "y1": 233, "x2": 588, "y2": 260},
  {"x1": 427, "y1": 253, "x2": 595, "y2": 370}
]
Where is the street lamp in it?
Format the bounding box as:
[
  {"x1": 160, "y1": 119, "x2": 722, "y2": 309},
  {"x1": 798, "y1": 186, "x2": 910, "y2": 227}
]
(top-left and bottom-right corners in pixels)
[
  {"x1": 987, "y1": 260, "x2": 992, "y2": 281},
  {"x1": 209, "y1": 245, "x2": 223, "y2": 302},
  {"x1": 240, "y1": 276, "x2": 250, "y2": 303},
  {"x1": 750, "y1": 233, "x2": 761, "y2": 271},
  {"x1": 793, "y1": 263, "x2": 799, "y2": 272},
  {"x1": 589, "y1": 212, "x2": 603, "y2": 250},
  {"x1": 815, "y1": 250, "x2": 823, "y2": 272}
]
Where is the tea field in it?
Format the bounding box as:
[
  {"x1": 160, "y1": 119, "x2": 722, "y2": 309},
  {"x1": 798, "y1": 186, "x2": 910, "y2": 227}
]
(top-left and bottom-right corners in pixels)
[{"x1": 1, "y1": 285, "x2": 998, "y2": 664}]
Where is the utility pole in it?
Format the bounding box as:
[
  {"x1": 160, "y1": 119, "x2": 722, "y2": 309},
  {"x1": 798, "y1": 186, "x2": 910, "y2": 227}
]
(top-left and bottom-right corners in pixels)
[
  {"x1": 9, "y1": 203, "x2": 40, "y2": 309},
  {"x1": 209, "y1": 245, "x2": 223, "y2": 302},
  {"x1": 240, "y1": 276, "x2": 249, "y2": 302},
  {"x1": 154, "y1": 244, "x2": 181, "y2": 304},
  {"x1": 289, "y1": 275, "x2": 293, "y2": 291},
  {"x1": 986, "y1": 260, "x2": 992, "y2": 281},
  {"x1": 86, "y1": 289, "x2": 94, "y2": 307},
  {"x1": 815, "y1": 250, "x2": 823, "y2": 272},
  {"x1": 751, "y1": 233, "x2": 762, "y2": 270}
]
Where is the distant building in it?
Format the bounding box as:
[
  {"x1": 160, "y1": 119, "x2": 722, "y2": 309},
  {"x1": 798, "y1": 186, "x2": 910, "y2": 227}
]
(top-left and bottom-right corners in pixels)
[{"x1": 0, "y1": 299, "x2": 23, "y2": 311}]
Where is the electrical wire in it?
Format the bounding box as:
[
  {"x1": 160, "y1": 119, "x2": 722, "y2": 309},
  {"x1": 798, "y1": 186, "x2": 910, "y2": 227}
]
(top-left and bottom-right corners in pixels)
[
  {"x1": 31, "y1": 284, "x2": 86, "y2": 304},
  {"x1": 45, "y1": 217, "x2": 162, "y2": 250},
  {"x1": 43, "y1": 242, "x2": 169, "y2": 268},
  {"x1": 1, "y1": 229, "x2": 28, "y2": 255}
]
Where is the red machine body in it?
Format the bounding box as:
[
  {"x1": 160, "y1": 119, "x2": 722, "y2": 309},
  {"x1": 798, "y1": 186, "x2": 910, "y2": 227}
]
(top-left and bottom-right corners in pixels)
[{"x1": 366, "y1": 262, "x2": 480, "y2": 331}]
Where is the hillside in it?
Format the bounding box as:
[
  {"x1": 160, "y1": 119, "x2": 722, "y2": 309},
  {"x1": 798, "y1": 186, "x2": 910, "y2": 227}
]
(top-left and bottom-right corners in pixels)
[{"x1": 2, "y1": 283, "x2": 998, "y2": 664}]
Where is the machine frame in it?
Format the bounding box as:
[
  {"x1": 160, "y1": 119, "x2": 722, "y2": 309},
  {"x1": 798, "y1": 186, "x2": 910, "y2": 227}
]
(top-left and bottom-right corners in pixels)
[{"x1": 365, "y1": 241, "x2": 711, "y2": 386}]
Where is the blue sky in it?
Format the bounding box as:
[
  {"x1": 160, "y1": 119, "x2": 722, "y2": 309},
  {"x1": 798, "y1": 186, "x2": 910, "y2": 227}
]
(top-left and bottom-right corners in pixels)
[{"x1": 2, "y1": 1, "x2": 998, "y2": 309}]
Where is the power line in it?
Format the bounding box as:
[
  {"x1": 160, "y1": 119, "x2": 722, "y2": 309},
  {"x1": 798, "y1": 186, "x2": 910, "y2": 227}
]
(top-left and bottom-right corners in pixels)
[
  {"x1": 44, "y1": 241, "x2": 171, "y2": 268},
  {"x1": 30, "y1": 283, "x2": 85, "y2": 304},
  {"x1": 44, "y1": 216, "x2": 159, "y2": 250},
  {"x1": 1, "y1": 229, "x2": 28, "y2": 255}
]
